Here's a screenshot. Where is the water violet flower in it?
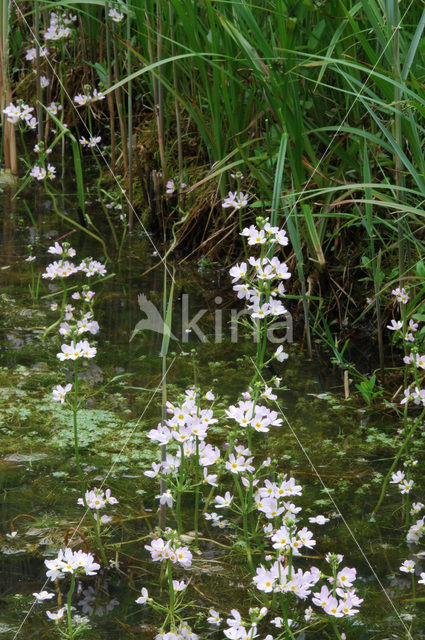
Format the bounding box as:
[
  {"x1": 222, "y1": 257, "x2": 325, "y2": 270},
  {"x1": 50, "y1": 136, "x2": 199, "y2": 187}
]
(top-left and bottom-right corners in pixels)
[
  {"x1": 223, "y1": 191, "x2": 248, "y2": 209},
  {"x1": 156, "y1": 490, "x2": 174, "y2": 507},
  {"x1": 387, "y1": 319, "x2": 403, "y2": 331},
  {"x1": 108, "y1": 8, "x2": 124, "y2": 22},
  {"x1": 392, "y1": 287, "x2": 409, "y2": 303},
  {"x1": 33, "y1": 591, "x2": 55, "y2": 601},
  {"x1": 46, "y1": 608, "x2": 65, "y2": 621},
  {"x1": 207, "y1": 609, "x2": 222, "y2": 625},
  {"x1": 309, "y1": 515, "x2": 330, "y2": 525},
  {"x1": 400, "y1": 559, "x2": 415, "y2": 573},
  {"x1": 135, "y1": 587, "x2": 151, "y2": 604},
  {"x1": 52, "y1": 384, "x2": 72, "y2": 403}
]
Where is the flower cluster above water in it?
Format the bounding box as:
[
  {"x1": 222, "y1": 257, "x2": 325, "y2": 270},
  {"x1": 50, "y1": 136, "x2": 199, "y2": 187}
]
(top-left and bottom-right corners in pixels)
[
  {"x1": 78, "y1": 487, "x2": 118, "y2": 524},
  {"x1": 44, "y1": 11, "x2": 76, "y2": 41},
  {"x1": 3, "y1": 101, "x2": 37, "y2": 129},
  {"x1": 45, "y1": 548, "x2": 100, "y2": 580}
]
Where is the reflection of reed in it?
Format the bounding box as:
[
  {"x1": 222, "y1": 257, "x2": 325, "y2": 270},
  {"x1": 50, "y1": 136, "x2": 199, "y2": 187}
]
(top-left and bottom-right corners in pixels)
[{"x1": 1, "y1": 189, "x2": 17, "y2": 269}]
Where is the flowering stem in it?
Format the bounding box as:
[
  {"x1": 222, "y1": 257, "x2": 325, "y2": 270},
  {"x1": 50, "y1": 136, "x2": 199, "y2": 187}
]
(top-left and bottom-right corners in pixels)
[
  {"x1": 330, "y1": 618, "x2": 344, "y2": 640},
  {"x1": 167, "y1": 560, "x2": 175, "y2": 621},
  {"x1": 72, "y1": 359, "x2": 84, "y2": 490},
  {"x1": 18, "y1": 125, "x2": 30, "y2": 166},
  {"x1": 59, "y1": 42, "x2": 66, "y2": 175},
  {"x1": 66, "y1": 572, "x2": 75, "y2": 634},
  {"x1": 194, "y1": 436, "x2": 200, "y2": 546},
  {"x1": 72, "y1": 358, "x2": 107, "y2": 566},
  {"x1": 373, "y1": 408, "x2": 425, "y2": 516},
  {"x1": 176, "y1": 444, "x2": 185, "y2": 535},
  {"x1": 44, "y1": 280, "x2": 67, "y2": 338},
  {"x1": 278, "y1": 594, "x2": 297, "y2": 640},
  {"x1": 405, "y1": 476, "x2": 411, "y2": 529},
  {"x1": 248, "y1": 478, "x2": 256, "y2": 536},
  {"x1": 203, "y1": 431, "x2": 238, "y2": 514},
  {"x1": 235, "y1": 476, "x2": 254, "y2": 572},
  {"x1": 29, "y1": 261, "x2": 35, "y2": 299},
  {"x1": 160, "y1": 353, "x2": 167, "y2": 530},
  {"x1": 250, "y1": 320, "x2": 267, "y2": 390},
  {"x1": 288, "y1": 547, "x2": 293, "y2": 582}
]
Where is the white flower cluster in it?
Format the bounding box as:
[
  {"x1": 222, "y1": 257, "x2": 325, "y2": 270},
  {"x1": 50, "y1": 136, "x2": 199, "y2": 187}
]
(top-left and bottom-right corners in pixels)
[
  {"x1": 403, "y1": 352, "x2": 425, "y2": 369},
  {"x1": 219, "y1": 608, "x2": 269, "y2": 639},
  {"x1": 225, "y1": 398, "x2": 282, "y2": 434},
  {"x1": 52, "y1": 383, "x2": 72, "y2": 404},
  {"x1": 42, "y1": 244, "x2": 106, "y2": 280},
  {"x1": 59, "y1": 312, "x2": 99, "y2": 337},
  {"x1": 311, "y1": 565, "x2": 362, "y2": 618},
  {"x1": 30, "y1": 164, "x2": 56, "y2": 180},
  {"x1": 57, "y1": 340, "x2": 96, "y2": 361},
  {"x1": 240, "y1": 221, "x2": 288, "y2": 247},
  {"x1": 400, "y1": 386, "x2": 425, "y2": 406},
  {"x1": 45, "y1": 547, "x2": 100, "y2": 581},
  {"x1": 166, "y1": 179, "x2": 187, "y2": 194},
  {"x1": 74, "y1": 88, "x2": 105, "y2": 106},
  {"x1": 78, "y1": 487, "x2": 118, "y2": 524},
  {"x1": 229, "y1": 218, "x2": 290, "y2": 327},
  {"x1": 223, "y1": 191, "x2": 248, "y2": 209},
  {"x1": 26, "y1": 46, "x2": 49, "y2": 61},
  {"x1": 78, "y1": 487, "x2": 118, "y2": 510},
  {"x1": 387, "y1": 287, "x2": 424, "y2": 412},
  {"x1": 80, "y1": 135, "x2": 101, "y2": 148},
  {"x1": 46, "y1": 101, "x2": 62, "y2": 116},
  {"x1": 249, "y1": 477, "x2": 362, "y2": 621},
  {"x1": 387, "y1": 317, "x2": 418, "y2": 342},
  {"x1": 145, "y1": 535, "x2": 193, "y2": 568},
  {"x1": 154, "y1": 624, "x2": 198, "y2": 640},
  {"x1": 44, "y1": 11, "x2": 76, "y2": 40},
  {"x1": 40, "y1": 243, "x2": 106, "y2": 370},
  {"x1": 407, "y1": 514, "x2": 425, "y2": 543},
  {"x1": 3, "y1": 102, "x2": 37, "y2": 129},
  {"x1": 108, "y1": 8, "x2": 125, "y2": 22},
  {"x1": 72, "y1": 289, "x2": 95, "y2": 302},
  {"x1": 146, "y1": 388, "x2": 219, "y2": 478},
  {"x1": 390, "y1": 470, "x2": 413, "y2": 494},
  {"x1": 41, "y1": 549, "x2": 100, "y2": 621},
  {"x1": 392, "y1": 287, "x2": 409, "y2": 304},
  {"x1": 399, "y1": 558, "x2": 425, "y2": 589}
]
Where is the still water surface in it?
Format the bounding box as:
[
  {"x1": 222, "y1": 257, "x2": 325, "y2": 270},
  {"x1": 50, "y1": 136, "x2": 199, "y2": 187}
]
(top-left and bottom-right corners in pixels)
[{"x1": 0, "y1": 181, "x2": 422, "y2": 638}]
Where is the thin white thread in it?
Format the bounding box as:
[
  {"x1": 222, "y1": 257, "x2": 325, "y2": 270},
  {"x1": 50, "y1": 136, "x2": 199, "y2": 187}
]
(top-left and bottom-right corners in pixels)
[
  {"x1": 11, "y1": 0, "x2": 414, "y2": 240},
  {"x1": 11, "y1": 354, "x2": 178, "y2": 638},
  {"x1": 7, "y1": 1, "x2": 415, "y2": 636},
  {"x1": 69, "y1": 353, "x2": 178, "y2": 543},
  {"x1": 6, "y1": 7, "x2": 179, "y2": 635},
  {"x1": 10, "y1": 0, "x2": 176, "y2": 284},
  {"x1": 252, "y1": 359, "x2": 413, "y2": 638}
]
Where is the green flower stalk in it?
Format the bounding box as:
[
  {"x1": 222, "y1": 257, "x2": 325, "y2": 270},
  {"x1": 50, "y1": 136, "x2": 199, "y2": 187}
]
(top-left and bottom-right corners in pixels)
[
  {"x1": 66, "y1": 572, "x2": 76, "y2": 635},
  {"x1": 42, "y1": 241, "x2": 109, "y2": 564},
  {"x1": 373, "y1": 285, "x2": 425, "y2": 516},
  {"x1": 72, "y1": 358, "x2": 107, "y2": 565}
]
